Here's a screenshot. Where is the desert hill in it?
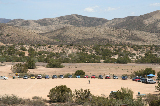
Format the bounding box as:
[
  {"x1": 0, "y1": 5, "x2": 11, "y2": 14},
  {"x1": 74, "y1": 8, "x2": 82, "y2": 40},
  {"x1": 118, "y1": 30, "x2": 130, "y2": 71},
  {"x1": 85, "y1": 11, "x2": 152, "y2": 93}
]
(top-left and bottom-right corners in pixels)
[{"x1": 0, "y1": 10, "x2": 160, "y2": 45}]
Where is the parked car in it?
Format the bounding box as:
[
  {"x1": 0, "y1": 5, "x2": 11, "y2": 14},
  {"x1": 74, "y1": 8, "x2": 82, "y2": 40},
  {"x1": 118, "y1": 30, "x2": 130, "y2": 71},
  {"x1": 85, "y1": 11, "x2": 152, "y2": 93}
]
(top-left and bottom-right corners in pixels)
[
  {"x1": 0, "y1": 76, "x2": 8, "y2": 80},
  {"x1": 98, "y1": 75, "x2": 103, "y2": 79},
  {"x1": 68, "y1": 75, "x2": 72, "y2": 78},
  {"x1": 76, "y1": 75, "x2": 80, "y2": 78},
  {"x1": 45, "y1": 75, "x2": 50, "y2": 79},
  {"x1": 30, "y1": 75, "x2": 35, "y2": 79},
  {"x1": 37, "y1": 75, "x2": 42, "y2": 79},
  {"x1": 84, "y1": 75, "x2": 89, "y2": 78},
  {"x1": 141, "y1": 78, "x2": 147, "y2": 83},
  {"x1": 59, "y1": 75, "x2": 64, "y2": 79},
  {"x1": 146, "y1": 78, "x2": 156, "y2": 84},
  {"x1": 91, "y1": 75, "x2": 96, "y2": 78},
  {"x1": 132, "y1": 77, "x2": 141, "y2": 81},
  {"x1": 23, "y1": 75, "x2": 28, "y2": 79},
  {"x1": 52, "y1": 75, "x2": 57, "y2": 79},
  {"x1": 113, "y1": 76, "x2": 118, "y2": 79},
  {"x1": 122, "y1": 76, "x2": 127, "y2": 80},
  {"x1": 105, "y1": 75, "x2": 111, "y2": 79}
]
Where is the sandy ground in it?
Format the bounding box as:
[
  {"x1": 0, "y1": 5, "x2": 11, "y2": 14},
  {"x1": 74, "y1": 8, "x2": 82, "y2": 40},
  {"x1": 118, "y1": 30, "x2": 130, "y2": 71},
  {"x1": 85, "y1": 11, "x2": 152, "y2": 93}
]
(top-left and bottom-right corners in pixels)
[{"x1": 0, "y1": 63, "x2": 160, "y2": 99}]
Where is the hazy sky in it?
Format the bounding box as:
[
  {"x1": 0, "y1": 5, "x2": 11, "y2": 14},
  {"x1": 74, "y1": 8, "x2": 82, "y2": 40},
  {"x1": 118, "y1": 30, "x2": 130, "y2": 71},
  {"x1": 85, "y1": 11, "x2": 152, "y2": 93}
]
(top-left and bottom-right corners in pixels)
[{"x1": 1, "y1": 0, "x2": 160, "y2": 20}]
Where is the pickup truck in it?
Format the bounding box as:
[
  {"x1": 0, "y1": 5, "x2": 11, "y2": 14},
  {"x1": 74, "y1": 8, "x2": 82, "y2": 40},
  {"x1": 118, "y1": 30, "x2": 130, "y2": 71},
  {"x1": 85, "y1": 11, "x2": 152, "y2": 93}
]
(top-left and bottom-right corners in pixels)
[{"x1": 146, "y1": 78, "x2": 156, "y2": 84}]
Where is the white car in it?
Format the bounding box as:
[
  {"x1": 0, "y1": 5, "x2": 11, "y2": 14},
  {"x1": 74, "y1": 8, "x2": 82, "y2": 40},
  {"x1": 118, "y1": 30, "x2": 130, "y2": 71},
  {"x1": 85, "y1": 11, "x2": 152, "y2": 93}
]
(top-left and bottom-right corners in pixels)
[
  {"x1": 0, "y1": 76, "x2": 8, "y2": 80},
  {"x1": 113, "y1": 76, "x2": 118, "y2": 79}
]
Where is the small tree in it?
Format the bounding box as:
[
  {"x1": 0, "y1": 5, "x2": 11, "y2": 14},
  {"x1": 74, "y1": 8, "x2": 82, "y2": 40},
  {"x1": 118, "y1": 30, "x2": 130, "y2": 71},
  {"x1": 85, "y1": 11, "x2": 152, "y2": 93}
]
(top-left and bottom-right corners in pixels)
[
  {"x1": 74, "y1": 89, "x2": 92, "y2": 105},
  {"x1": 11, "y1": 63, "x2": 28, "y2": 73},
  {"x1": 26, "y1": 57, "x2": 36, "y2": 69},
  {"x1": 46, "y1": 59, "x2": 64, "y2": 68},
  {"x1": 109, "y1": 87, "x2": 133, "y2": 100},
  {"x1": 75, "y1": 70, "x2": 85, "y2": 76},
  {"x1": 47, "y1": 85, "x2": 72, "y2": 103}
]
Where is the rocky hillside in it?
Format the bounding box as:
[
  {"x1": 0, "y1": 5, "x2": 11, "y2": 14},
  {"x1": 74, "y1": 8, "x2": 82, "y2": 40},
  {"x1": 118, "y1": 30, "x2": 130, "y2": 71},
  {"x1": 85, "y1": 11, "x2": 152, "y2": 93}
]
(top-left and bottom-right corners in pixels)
[
  {"x1": 0, "y1": 10, "x2": 160, "y2": 45},
  {"x1": 104, "y1": 10, "x2": 160, "y2": 33},
  {"x1": 7, "y1": 14, "x2": 108, "y2": 33},
  {"x1": 0, "y1": 24, "x2": 54, "y2": 44}
]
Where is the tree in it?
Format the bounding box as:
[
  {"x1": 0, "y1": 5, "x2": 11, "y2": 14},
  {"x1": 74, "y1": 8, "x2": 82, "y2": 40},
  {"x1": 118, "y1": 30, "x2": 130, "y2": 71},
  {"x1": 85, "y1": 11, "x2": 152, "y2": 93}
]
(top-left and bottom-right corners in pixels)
[
  {"x1": 75, "y1": 70, "x2": 85, "y2": 76},
  {"x1": 47, "y1": 85, "x2": 72, "y2": 103},
  {"x1": 46, "y1": 59, "x2": 64, "y2": 68},
  {"x1": 109, "y1": 87, "x2": 133, "y2": 100},
  {"x1": 74, "y1": 89, "x2": 92, "y2": 105},
  {"x1": 11, "y1": 63, "x2": 28, "y2": 73},
  {"x1": 26, "y1": 57, "x2": 36, "y2": 69}
]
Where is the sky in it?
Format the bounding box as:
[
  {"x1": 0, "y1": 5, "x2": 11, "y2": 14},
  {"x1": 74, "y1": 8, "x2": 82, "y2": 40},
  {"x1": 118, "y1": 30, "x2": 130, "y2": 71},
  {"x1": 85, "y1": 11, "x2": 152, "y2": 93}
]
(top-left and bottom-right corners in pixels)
[{"x1": 0, "y1": 0, "x2": 160, "y2": 20}]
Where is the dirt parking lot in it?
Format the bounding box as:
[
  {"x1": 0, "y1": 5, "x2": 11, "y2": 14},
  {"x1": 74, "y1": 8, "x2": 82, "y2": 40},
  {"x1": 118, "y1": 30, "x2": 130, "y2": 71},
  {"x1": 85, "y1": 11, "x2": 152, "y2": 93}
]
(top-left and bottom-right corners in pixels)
[{"x1": 0, "y1": 63, "x2": 159, "y2": 99}]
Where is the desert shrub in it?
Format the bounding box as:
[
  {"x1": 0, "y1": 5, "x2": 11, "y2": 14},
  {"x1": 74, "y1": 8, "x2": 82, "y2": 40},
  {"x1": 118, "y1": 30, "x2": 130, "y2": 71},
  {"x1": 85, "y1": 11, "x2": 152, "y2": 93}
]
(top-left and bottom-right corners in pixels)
[
  {"x1": 133, "y1": 68, "x2": 155, "y2": 77},
  {"x1": 48, "y1": 85, "x2": 72, "y2": 103},
  {"x1": 116, "y1": 56, "x2": 131, "y2": 64},
  {"x1": 74, "y1": 89, "x2": 92, "y2": 105},
  {"x1": 109, "y1": 87, "x2": 133, "y2": 100},
  {"x1": 0, "y1": 95, "x2": 46, "y2": 106},
  {"x1": 155, "y1": 81, "x2": 160, "y2": 91},
  {"x1": 46, "y1": 59, "x2": 64, "y2": 68},
  {"x1": 75, "y1": 70, "x2": 85, "y2": 76},
  {"x1": 149, "y1": 99, "x2": 160, "y2": 106},
  {"x1": 64, "y1": 73, "x2": 72, "y2": 78},
  {"x1": 20, "y1": 46, "x2": 27, "y2": 51},
  {"x1": 11, "y1": 63, "x2": 28, "y2": 73},
  {"x1": 145, "y1": 93, "x2": 159, "y2": 104},
  {"x1": 26, "y1": 57, "x2": 36, "y2": 69},
  {"x1": 157, "y1": 71, "x2": 160, "y2": 80}
]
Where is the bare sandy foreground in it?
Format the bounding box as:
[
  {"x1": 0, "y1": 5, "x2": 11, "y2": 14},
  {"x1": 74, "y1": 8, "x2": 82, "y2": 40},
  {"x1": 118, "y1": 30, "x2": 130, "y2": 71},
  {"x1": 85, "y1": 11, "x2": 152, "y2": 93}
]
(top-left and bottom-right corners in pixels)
[{"x1": 0, "y1": 63, "x2": 160, "y2": 99}]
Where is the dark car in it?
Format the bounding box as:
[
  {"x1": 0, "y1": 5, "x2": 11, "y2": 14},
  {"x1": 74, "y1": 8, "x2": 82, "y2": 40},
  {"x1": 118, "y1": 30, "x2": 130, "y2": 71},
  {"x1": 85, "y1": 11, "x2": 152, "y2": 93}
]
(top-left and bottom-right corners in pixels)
[
  {"x1": 45, "y1": 75, "x2": 50, "y2": 79},
  {"x1": 59, "y1": 75, "x2": 64, "y2": 78},
  {"x1": 132, "y1": 77, "x2": 140, "y2": 81},
  {"x1": 141, "y1": 78, "x2": 147, "y2": 83},
  {"x1": 98, "y1": 75, "x2": 103, "y2": 79},
  {"x1": 52, "y1": 75, "x2": 57, "y2": 79},
  {"x1": 122, "y1": 76, "x2": 127, "y2": 80},
  {"x1": 68, "y1": 75, "x2": 72, "y2": 78}
]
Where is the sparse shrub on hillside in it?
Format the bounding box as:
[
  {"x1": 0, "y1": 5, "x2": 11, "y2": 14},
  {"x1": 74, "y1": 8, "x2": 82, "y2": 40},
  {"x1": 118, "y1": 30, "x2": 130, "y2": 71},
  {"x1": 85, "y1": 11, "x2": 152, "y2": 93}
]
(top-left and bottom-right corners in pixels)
[
  {"x1": 11, "y1": 63, "x2": 28, "y2": 73},
  {"x1": 48, "y1": 85, "x2": 72, "y2": 103},
  {"x1": 20, "y1": 46, "x2": 27, "y2": 51},
  {"x1": 75, "y1": 70, "x2": 85, "y2": 76}
]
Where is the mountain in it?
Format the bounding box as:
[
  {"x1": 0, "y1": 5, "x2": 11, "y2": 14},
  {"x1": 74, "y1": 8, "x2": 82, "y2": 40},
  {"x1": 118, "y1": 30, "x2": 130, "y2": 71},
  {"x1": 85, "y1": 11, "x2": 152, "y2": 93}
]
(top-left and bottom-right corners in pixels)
[
  {"x1": 0, "y1": 23, "x2": 54, "y2": 44},
  {"x1": 1, "y1": 10, "x2": 160, "y2": 45},
  {"x1": 7, "y1": 14, "x2": 108, "y2": 33},
  {"x1": 104, "y1": 10, "x2": 160, "y2": 33},
  {"x1": 0, "y1": 18, "x2": 11, "y2": 23}
]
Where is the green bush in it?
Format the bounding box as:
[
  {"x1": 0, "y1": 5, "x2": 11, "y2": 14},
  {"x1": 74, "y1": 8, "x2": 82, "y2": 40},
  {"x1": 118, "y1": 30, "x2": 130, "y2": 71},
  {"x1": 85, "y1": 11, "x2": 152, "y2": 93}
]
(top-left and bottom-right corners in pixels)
[
  {"x1": 46, "y1": 59, "x2": 64, "y2": 68},
  {"x1": 74, "y1": 89, "x2": 92, "y2": 105},
  {"x1": 26, "y1": 57, "x2": 36, "y2": 69},
  {"x1": 0, "y1": 95, "x2": 46, "y2": 106},
  {"x1": 48, "y1": 85, "x2": 72, "y2": 103},
  {"x1": 11, "y1": 63, "x2": 28, "y2": 73},
  {"x1": 109, "y1": 87, "x2": 133, "y2": 100},
  {"x1": 75, "y1": 70, "x2": 85, "y2": 76},
  {"x1": 149, "y1": 99, "x2": 160, "y2": 106}
]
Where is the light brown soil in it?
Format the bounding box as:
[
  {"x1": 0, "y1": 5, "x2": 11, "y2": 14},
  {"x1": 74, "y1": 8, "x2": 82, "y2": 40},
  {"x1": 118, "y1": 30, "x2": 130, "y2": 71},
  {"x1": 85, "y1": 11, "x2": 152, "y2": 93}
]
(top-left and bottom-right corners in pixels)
[{"x1": 0, "y1": 63, "x2": 160, "y2": 99}]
